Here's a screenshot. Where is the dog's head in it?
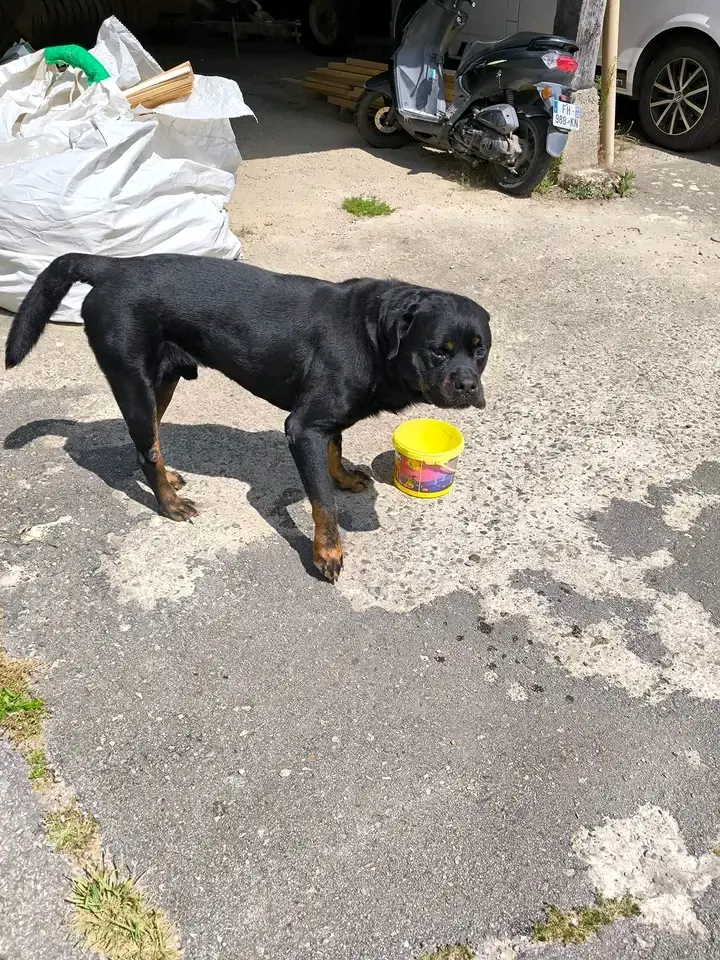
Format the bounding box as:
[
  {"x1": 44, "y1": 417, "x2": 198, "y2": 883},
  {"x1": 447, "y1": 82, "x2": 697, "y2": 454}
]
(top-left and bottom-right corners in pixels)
[{"x1": 378, "y1": 285, "x2": 491, "y2": 409}]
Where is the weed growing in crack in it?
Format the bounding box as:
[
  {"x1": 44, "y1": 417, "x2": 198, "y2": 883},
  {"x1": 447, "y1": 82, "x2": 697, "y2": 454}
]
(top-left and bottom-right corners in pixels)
[
  {"x1": 532, "y1": 895, "x2": 641, "y2": 944},
  {"x1": 0, "y1": 642, "x2": 182, "y2": 957},
  {"x1": 418, "y1": 947, "x2": 475, "y2": 960},
  {"x1": 534, "y1": 156, "x2": 563, "y2": 195},
  {"x1": 45, "y1": 804, "x2": 98, "y2": 855},
  {"x1": 27, "y1": 747, "x2": 48, "y2": 787},
  {"x1": 69, "y1": 859, "x2": 181, "y2": 960},
  {"x1": 562, "y1": 169, "x2": 635, "y2": 200},
  {"x1": 0, "y1": 649, "x2": 44, "y2": 740}
]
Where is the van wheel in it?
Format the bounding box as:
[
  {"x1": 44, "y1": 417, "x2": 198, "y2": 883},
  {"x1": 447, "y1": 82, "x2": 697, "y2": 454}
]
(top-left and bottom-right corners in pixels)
[
  {"x1": 302, "y1": 0, "x2": 357, "y2": 55},
  {"x1": 639, "y1": 40, "x2": 720, "y2": 151}
]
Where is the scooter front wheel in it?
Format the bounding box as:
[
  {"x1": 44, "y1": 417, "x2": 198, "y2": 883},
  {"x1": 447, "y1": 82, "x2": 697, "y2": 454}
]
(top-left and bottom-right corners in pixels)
[
  {"x1": 355, "y1": 90, "x2": 412, "y2": 150},
  {"x1": 489, "y1": 115, "x2": 552, "y2": 197}
]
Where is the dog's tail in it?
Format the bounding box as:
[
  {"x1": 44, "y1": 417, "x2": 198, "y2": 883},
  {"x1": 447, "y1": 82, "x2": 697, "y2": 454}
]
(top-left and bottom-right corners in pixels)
[{"x1": 5, "y1": 253, "x2": 108, "y2": 369}]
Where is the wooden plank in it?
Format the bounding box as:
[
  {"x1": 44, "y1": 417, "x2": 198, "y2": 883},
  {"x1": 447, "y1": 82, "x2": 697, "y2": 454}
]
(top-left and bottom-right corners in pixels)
[
  {"x1": 327, "y1": 62, "x2": 383, "y2": 76},
  {"x1": 346, "y1": 58, "x2": 387, "y2": 70},
  {"x1": 315, "y1": 68, "x2": 374, "y2": 83},
  {"x1": 303, "y1": 81, "x2": 353, "y2": 96},
  {"x1": 126, "y1": 62, "x2": 194, "y2": 110},
  {"x1": 304, "y1": 72, "x2": 354, "y2": 86},
  {"x1": 314, "y1": 66, "x2": 366, "y2": 77},
  {"x1": 321, "y1": 66, "x2": 374, "y2": 79},
  {"x1": 303, "y1": 73, "x2": 351, "y2": 87},
  {"x1": 302, "y1": 80, "x2": 350, "y2": 92}
]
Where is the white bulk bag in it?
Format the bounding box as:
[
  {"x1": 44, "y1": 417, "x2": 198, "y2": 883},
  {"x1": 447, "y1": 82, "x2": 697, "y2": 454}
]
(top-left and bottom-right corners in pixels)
[{"x1": 0, "y1": 17, "x2": 255, "y2": 323}]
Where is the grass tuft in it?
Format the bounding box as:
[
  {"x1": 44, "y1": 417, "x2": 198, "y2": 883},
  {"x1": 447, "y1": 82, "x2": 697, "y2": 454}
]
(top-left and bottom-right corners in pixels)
[
  {"x1": 0, "y1": 649, "x2": 44, "y2": 741},
  {"x1": 0, "y1": 687, "x2": 44, "y2": 720},
  {"x1": 562, "y1": 169, "x2": 635, "y2": 201},
  {"x1": 418, "y1": 947, "x2": 475, "y2": 960},
  {"x1": 532, "y1": 895, "x2": 641, "y2": 945},
  {"x1": 615, "y1": 125, "x2": 639, "y2": 154},
  {"x1": 342, "y1": 196, "x2": 394, "y2": 217},
  {"x1": 534, "y1": 156, "x2": 563, "y2": 196},
  {"x1": 69, "y1": 860, "x2": 181, "y2": 960},
  {"x1": 616, "y1": 169, "x2": 636, "y2": 198},
  {"x1": 28, "y1": 748, "x2": 48, "y2": 787},
  {"x1": 45, "y1": 804, "x2": 98, "y2": 855},
  {"x1": 454, "y1": 164, "x2": 490, "y2": 190},
  {"x1": 0, "y1": 648, "x2": 179, "y2": 956}
]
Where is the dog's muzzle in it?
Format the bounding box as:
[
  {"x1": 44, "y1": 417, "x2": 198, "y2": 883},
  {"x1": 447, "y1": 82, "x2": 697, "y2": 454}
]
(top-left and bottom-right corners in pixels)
[{"x1": 428, "y1": 379, "x2": 486, "y2": 410}]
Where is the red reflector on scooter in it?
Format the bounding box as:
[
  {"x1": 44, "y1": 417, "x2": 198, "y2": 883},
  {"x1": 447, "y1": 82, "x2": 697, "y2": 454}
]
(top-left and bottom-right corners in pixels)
[{"x1": 556, "y1": 55, "x2": 578, "y2": 73}]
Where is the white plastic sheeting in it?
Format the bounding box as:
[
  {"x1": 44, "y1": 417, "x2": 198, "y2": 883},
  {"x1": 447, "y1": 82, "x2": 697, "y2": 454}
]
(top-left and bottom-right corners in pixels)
[{"x1": 0, "y1": 17, "x2": 255, "y2": 323}]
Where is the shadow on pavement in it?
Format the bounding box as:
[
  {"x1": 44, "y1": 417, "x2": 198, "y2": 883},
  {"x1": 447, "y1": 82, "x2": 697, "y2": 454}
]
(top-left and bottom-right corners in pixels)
[{"x1": 4, "y1": 417, "x2": 381, "y2": 578}]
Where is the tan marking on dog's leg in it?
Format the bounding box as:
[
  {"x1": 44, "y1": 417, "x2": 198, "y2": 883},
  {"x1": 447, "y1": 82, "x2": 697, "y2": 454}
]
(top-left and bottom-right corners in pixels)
[
  {"x1": 153, "y1": 378, "x2": 186, "y2": 491},
  {"x1": 311, "y1": 501, "x2": 343, "y2": 582},
  {"x1": 140, "y1": 418, "x2": 196, "y2": 521},
  {"x1": 327, "y1": 436, "x2": 372, "y2": 493}
]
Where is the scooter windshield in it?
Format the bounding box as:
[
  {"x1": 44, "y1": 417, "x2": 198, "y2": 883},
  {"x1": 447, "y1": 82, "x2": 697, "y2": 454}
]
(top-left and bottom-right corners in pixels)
[{"x1": 394, "y1": 0, "x2": 462, "y2": 120}]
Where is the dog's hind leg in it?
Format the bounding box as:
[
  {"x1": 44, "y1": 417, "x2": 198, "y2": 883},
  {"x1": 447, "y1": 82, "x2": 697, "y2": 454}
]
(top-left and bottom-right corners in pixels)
[
  {"x1": 154, "y1": 376, "x2": 185, "y2": 491},
  {"x1": 286, "y1": 413, "x2": 343, "y2": 583},
  {"x1": 155, "y1": 376, "x2": 178, "y2": 423},
  {"x1": 107, "y1": 370, "x2": 197, "y2": 521},
  {"x1": 327, "y1": 433, "x2": 372, "y2": 493}
]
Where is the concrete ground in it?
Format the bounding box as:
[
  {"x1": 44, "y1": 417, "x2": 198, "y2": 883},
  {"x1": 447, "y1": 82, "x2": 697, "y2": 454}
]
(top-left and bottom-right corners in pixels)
[{"x1": 2, "y1": 42, "x2": 720, "y2": 960}]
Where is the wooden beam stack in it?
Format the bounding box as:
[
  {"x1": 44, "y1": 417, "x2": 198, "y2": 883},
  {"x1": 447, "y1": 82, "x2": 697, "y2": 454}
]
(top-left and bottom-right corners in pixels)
[{"x1": 302, "y1": 58, "x2": 456, "y2": 113}]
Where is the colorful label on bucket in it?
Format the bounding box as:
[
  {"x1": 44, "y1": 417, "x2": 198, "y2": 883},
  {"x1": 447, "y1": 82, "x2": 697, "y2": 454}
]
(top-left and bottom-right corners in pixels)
[{"x1": 394, "y1": 453, "x2": 458, "y2": 495}]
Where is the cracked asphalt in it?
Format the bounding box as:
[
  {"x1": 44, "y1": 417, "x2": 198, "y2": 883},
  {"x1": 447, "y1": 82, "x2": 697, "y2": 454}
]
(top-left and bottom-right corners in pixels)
[{"x1": 1, "y1": 43, "x2": 720, "y2": 960}]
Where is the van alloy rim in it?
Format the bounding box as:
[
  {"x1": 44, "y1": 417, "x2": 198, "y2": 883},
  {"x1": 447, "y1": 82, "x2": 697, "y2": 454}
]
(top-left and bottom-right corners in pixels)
[{"x1": 650, "y1": 57, "x2": 709, "y2": 136}]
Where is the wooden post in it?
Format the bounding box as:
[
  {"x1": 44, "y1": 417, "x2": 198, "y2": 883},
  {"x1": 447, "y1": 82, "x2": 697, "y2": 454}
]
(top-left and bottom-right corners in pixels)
[
  {"x1": 600, "y1": 0, "x2": 620, "y2": 166},
  {"x1": 554, "y1": 0, "x2": 608, "y2": 90}
]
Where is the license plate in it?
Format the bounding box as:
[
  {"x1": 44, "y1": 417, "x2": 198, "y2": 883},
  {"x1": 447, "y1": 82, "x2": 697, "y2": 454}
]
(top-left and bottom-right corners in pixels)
[{"x1": 552, "y1": 99, "x2": 581, "y2": 131}]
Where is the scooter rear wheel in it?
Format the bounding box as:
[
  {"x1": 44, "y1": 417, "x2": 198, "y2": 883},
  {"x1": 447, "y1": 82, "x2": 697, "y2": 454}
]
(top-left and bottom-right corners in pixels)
[
  {"x1": 355, "y1": 90, "x2": 412, "y2": 150},
  {"x1": 489, "y1": 115, "x2": 552, "y2": 197}
]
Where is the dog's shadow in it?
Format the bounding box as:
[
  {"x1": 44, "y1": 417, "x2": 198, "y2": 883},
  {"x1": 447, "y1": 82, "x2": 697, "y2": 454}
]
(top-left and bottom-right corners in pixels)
[{"x1": 4, "y1": 418, "x2": 382, "y2": 578}]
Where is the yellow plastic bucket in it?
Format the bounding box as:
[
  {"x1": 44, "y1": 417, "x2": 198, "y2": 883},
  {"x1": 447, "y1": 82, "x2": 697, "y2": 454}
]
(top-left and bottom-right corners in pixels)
[{"x1": 392, "y1": 418, "x2": 464, "y2": 499}]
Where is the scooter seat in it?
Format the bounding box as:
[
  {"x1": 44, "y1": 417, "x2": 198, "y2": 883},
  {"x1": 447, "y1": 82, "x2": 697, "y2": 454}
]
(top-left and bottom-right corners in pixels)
[{"x1": 458, "y1": 31, "x2": 559, "y2": 73}]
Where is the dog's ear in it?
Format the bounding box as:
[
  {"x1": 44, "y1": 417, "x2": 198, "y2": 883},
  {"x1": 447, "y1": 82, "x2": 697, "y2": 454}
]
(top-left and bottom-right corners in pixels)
[{"x1": 378, "y1": 287, "x2": 423, "y2": 360}]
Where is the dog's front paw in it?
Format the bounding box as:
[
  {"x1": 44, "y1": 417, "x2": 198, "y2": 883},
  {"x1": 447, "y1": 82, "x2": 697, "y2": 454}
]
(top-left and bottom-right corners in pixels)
[
  {"x1": 335, "y1": 468, "x2": 373, "y2": 493},
  {"x1": 346, "y1": 469, "x2": 372, "y2": 492},
  {"x1": 314, "y1": 545, "x2": 343, "y2": 583},
  {"x1": 164, "y1": 497, "x2": 198, "y2": 522}
]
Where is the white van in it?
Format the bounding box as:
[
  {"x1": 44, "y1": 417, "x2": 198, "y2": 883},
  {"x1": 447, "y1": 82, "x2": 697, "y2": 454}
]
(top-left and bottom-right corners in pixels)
[{"x1": 457, "y1": 0, "x2": 720, "y2": 150}]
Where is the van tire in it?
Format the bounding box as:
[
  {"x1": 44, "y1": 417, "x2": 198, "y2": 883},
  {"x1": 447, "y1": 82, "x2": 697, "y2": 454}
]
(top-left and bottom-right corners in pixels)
[{"x1": 639, "y1": 39, "x2": 720, "y2": 151}]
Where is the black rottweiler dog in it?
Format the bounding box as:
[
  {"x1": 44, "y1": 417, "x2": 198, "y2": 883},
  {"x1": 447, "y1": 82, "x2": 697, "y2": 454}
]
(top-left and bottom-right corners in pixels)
[{"x1": 5, "y1": 253, "x2": 491, "y2": 581}]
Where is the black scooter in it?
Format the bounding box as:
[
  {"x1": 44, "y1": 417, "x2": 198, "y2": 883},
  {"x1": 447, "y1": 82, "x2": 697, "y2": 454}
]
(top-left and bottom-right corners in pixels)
[{"x1": 355, "y1": 0, "x2": 581, "y2": 195}]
